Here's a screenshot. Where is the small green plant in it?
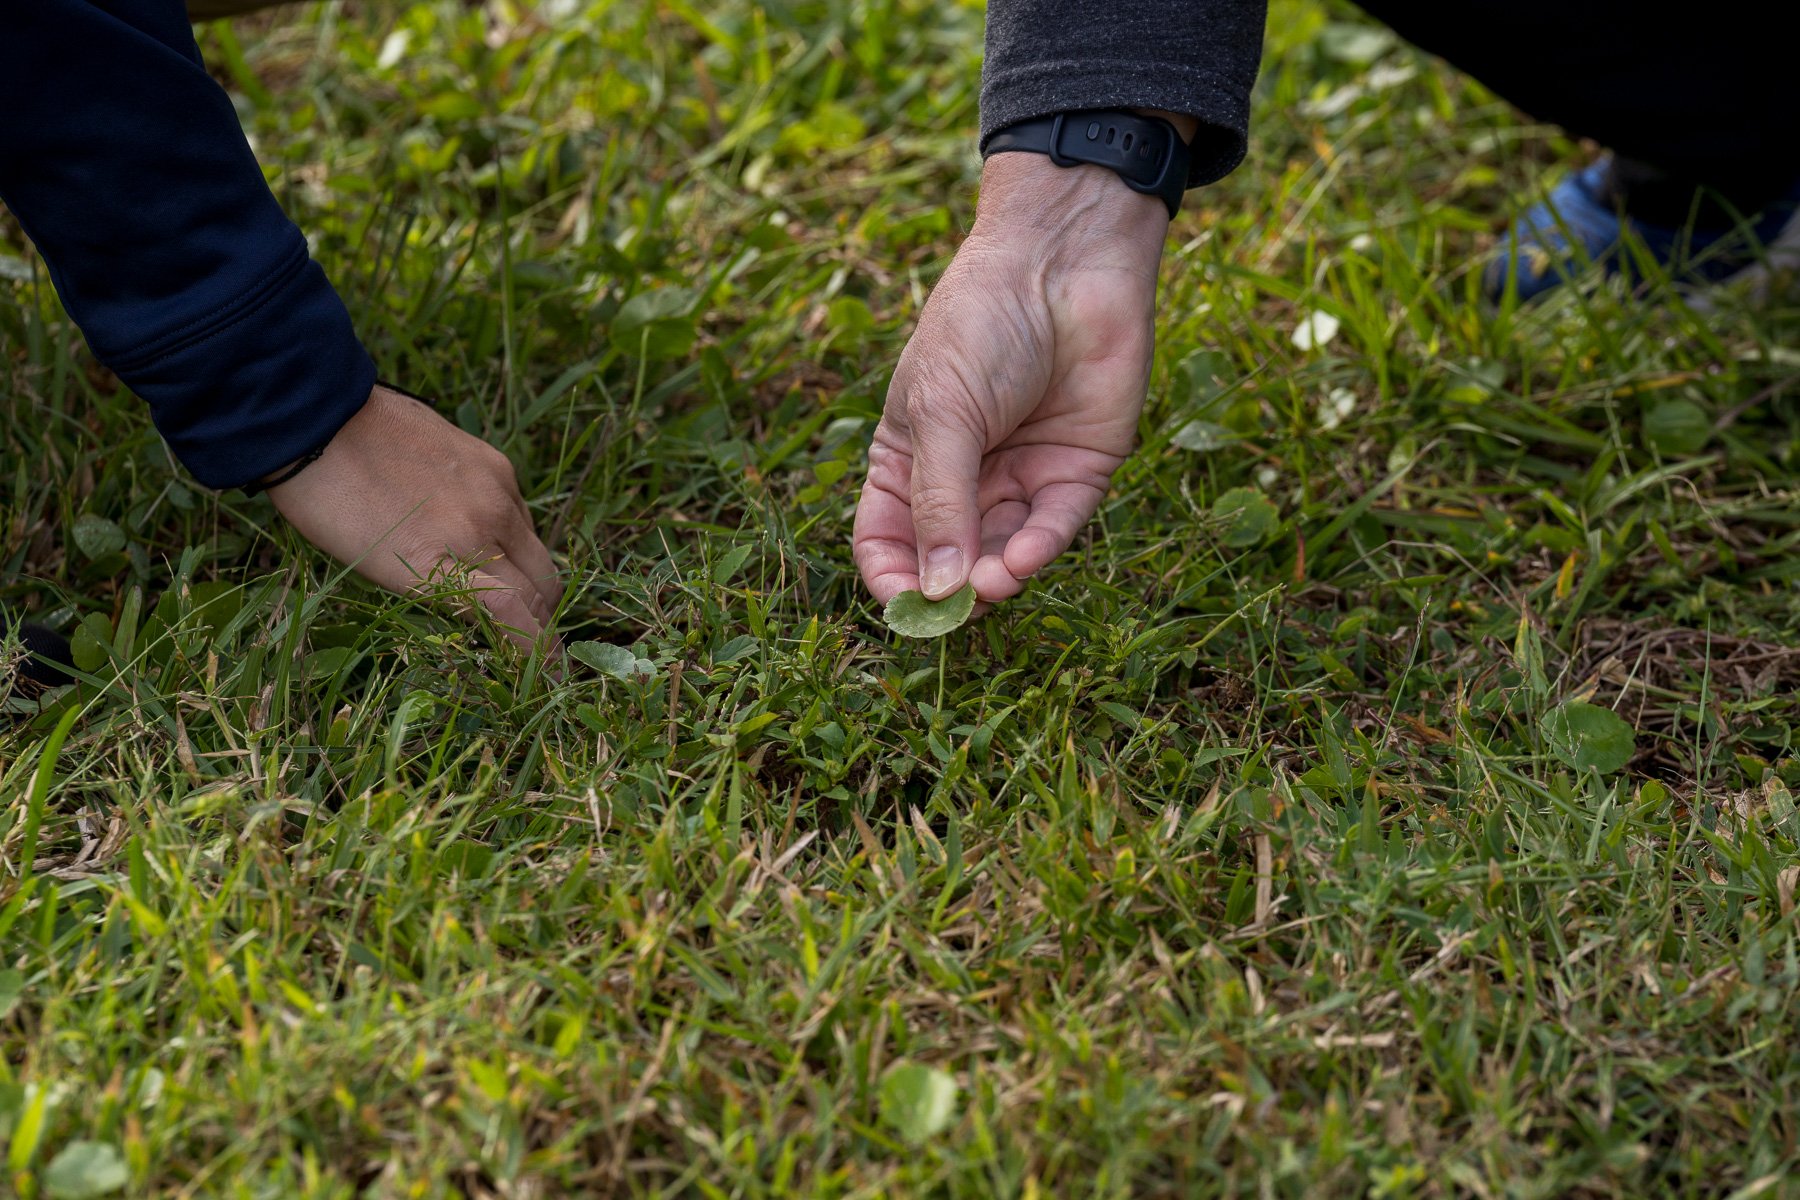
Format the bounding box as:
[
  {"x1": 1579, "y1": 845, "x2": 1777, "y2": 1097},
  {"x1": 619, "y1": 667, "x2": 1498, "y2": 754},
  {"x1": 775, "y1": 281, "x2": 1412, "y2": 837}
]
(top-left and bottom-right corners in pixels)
[
  {"x1": 0, "y1": 2, "x2": 1795, "y2": 1196},
  {"x1": 879, "y1": 1062, "x2": 960, "y2": 1146},
  {"x1": 1542, "y1": 700, "x2": 1637, "y2": 775},
  {"x1": 881, "y1": 584, "x2": 976, "y2": 638},
  {"x1": 884, "y1": 584, "x2": 976, "y2": 709}
]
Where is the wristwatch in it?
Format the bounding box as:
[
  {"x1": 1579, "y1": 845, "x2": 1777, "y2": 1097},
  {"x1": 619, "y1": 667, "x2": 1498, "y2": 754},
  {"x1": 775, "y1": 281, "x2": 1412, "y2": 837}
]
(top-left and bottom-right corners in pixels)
[{"x1": 982, "y1": 110, "x2": 1191, "y2": 218}]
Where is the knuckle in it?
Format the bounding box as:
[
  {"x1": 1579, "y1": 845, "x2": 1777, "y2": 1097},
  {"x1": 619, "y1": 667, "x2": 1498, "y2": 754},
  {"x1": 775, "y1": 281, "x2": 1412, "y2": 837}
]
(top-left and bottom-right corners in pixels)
[
  {"x1": 855, "y1": 538, "x2": 908, "y2": 579},
  {"x1": 903, "y1": 386, "x2": 983, "y2": 438},
  {"x1": 435, "y1": 522, "x2": 483, "y2": 558},
  {"x1": 466, "y1": 484, "x2": 518, "y2": 530},
  {"x1": 866, "y1": 439, "x2": 909, "y2": 473},
  {"x1": 908, "y1": 483, "x2": 966, "y2": 529},
  {"x1": 484, "y1": 444, "x2": 518, "y2": 479}
]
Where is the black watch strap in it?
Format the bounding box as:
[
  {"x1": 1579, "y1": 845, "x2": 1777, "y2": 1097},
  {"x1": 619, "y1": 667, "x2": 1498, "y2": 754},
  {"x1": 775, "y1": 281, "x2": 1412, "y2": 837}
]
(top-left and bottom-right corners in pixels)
[{"x1": 982, "y1": 110, "x2": 1190, "y2": 218}]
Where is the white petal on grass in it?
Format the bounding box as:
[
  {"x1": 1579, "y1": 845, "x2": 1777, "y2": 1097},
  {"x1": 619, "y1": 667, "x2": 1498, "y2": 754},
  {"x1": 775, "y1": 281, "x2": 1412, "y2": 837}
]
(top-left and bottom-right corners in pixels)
[
  {"x1": 1172, "y1": 420, "x2": 1235, "y2": 452},
  {"x1": 376, "y1": 29, "x2": 410, "y2": 69},
  {"x1": 1318, "y1": 386, "x2": 1358, "y2": 431},
  {"x1": 1291, "y1": 310, "x2": 1340, "y2": 351},
  {"x1": 1367, "y1": 63, "x2": 1417, "y2": 91},
  {"x1": 1256, "y1": 466, "x2": 1280, "y2": 489}
]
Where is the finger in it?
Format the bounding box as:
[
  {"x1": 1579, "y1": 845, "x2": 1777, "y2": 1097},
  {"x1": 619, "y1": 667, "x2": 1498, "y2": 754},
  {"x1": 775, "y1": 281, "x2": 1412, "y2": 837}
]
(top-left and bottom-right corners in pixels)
[
  {"x1": 853, "y1": 440, "x2": 923, "y2": 603},
  {"x1": 856, "y1": 538, "x2": 922, "y2": 606},
  {"x1": 495, "y1": 541, "x2": 565, "y2": 660},
  {"x1": 980, "y1": 499, "x2": 1030, "y2": 558},
  {"x1": 484, "y1": 553, "x2": 556, "y2": 628},
  {"x1": 907, "y1": 407, "x2": 985, "y2": 599},
  {"x1": 485, "y1": 452, "x2": 552, "y2": 592},
  {"x1": 970, "y1": 499, "x2": 1030, "y2": 604},
  {"x1": 970, "y1": 555, "x2": 1028, "y2": 604},
  {"x1": 466, "y1": 566, "x2": 548, "y2": 651},
  {"x1": 1002, "y1": 481, "x2": 1108, "y2": 582},
  {"x1": 501, "y1": 520, "x2": 564, "y2": 614}
]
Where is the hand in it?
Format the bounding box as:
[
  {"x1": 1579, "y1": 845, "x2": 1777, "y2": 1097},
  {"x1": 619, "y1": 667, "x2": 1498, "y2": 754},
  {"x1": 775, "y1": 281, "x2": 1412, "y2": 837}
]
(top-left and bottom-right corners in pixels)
[
  {"x1": 266, "y1": 384, "x2": 563, "y2": 650},
  {"x1": 853, "y1": 152, "x2": 1171, "y2": 609}
]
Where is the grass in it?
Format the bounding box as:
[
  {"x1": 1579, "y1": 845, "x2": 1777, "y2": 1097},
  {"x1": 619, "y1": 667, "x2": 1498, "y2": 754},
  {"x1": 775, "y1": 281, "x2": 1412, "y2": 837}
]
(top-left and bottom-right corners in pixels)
[{"x1": 3, "y1": 0, "x2": 1800, "y2": 1195}]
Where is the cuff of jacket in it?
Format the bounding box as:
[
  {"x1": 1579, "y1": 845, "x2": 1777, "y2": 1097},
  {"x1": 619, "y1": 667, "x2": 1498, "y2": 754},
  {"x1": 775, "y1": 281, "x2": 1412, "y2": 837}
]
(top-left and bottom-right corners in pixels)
[
  {"x1": 103, "y1": 239, "x2": 376, "y2": 490},
  {"x1": 979, "y1": 61, "x2": 1253, "y2": 189}
]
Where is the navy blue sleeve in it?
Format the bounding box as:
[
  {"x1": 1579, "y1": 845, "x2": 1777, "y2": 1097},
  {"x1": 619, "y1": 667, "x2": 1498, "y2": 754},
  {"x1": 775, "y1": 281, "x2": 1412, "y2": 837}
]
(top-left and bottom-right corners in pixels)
[
  {"x1": 0, "y1": 0, "x2": 375, "y2": 490},
  {"x1": 980, "y1": 0, "x2": 1268, "y2": 187}
]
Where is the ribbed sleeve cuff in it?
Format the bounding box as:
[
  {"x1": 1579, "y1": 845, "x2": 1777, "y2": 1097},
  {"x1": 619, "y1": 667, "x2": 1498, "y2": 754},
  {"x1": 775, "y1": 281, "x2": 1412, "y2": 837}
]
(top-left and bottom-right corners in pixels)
[
  {"x1": 979, "y1": 60, "x2": 1253, "y2": 187},
  {"x1": 105, "y1": 238, "x2": 376, "y2": 490}
]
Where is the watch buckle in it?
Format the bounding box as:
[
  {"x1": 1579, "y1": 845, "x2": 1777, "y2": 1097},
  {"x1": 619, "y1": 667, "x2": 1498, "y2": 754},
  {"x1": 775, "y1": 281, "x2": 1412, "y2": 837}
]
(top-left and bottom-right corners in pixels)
[{"x1": 1046, "y1": 113, "x2": 1077, "y2": 169}]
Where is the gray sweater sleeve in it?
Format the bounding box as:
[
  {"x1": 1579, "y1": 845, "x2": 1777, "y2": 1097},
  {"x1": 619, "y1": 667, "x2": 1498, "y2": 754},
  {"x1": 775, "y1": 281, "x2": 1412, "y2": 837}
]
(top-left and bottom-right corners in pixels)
[{"x1": 979, "y1": 0, "x2": 1268, "y2": 188}]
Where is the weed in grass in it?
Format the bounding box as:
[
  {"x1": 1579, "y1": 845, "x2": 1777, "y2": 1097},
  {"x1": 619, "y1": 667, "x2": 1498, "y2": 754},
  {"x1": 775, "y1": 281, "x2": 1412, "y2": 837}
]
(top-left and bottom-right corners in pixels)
[{"x1": 0, "y1": 0, "x2": 1798, "y2": 1196}]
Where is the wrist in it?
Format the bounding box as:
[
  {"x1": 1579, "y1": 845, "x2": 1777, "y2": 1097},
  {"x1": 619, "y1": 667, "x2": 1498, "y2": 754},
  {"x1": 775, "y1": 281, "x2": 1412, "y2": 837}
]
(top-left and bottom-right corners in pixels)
[
  {"x1": 249, "y1": 444, "x2": 327, "y2": 495},
  {"x1": 1131, "y1": 108, "x2": 1200, "y2": 145},
  {"x1": 971, "y1": 153, "x2": 1171, "y2": 259}
]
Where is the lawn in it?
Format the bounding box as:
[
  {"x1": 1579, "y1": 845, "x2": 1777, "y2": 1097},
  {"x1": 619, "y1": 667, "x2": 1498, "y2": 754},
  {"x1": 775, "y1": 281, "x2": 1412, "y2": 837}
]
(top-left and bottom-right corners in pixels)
[{"x1": 4, "y1": 0, "x2": 1800, "y2": 1196}]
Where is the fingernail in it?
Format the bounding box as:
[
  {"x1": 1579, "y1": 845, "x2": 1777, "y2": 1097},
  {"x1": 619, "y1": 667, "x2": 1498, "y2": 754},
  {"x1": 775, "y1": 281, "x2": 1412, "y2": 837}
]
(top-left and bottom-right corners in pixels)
[{"x1": 921, "y1": 547, "x2": 964, "y2": 598}]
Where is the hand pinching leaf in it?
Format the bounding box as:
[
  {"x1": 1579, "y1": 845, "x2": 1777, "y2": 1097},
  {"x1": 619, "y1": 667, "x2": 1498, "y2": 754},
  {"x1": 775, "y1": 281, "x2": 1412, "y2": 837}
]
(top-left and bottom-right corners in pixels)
[{"x1": 883, "y1": 585, "x2": 976, "y2": 638}]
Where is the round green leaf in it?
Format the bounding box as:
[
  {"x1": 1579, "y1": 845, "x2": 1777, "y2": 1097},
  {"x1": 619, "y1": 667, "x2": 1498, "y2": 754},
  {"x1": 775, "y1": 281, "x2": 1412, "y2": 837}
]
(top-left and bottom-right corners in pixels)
[
  {"x1": 634, "y1": 321, "x2": 697, "y2": 361},
  {"x1": 826, "y1": 295, "x2": 876, "y2": 335},
  {"x1": 613, "y1": 287, "x2": 699, "y2": 361},
  {"x1": 1644, "y1": 398, "x2": 1710, "y2": 456},
  {"x1": 612, "y1": 286, "x2": 696, "y2": 333},
  {"x1": 69, "y1": 613, "x2": 112, "y2": 674},
  {"x1": 879, "y1": 1062, "x2": 959, "y2": 1145},
  {"x1": 155, "y1": 581, "x2": 244, "y2": 645},
  {"x1": 1172, "y1": 420, "x2": 1235, "y2": 452},
  {"x1": 1174, "y1": 348, "x2": 1229, "y2": 406},
  {"x1": 43, "y1": 1140, "x2": 128, "y2": 1199},
  {"x1": 570, "y1": 641, "x2": 656, "y2": 680},
  {"x1": 1542, "y1": 701, "x2": 1636, "y2": 774},
  {"x1": 70, "y1": 515, "x2": 124, "y2": 561},
  {"x1": 1210, "y1": 487, "x2": 1281, "y2": 548},
  {"x1": 302, "y1": 646, "x2": 360, "y2": 685},
  {"x1": 882, "y1": 585, "x2": 976, "y2": 639}
]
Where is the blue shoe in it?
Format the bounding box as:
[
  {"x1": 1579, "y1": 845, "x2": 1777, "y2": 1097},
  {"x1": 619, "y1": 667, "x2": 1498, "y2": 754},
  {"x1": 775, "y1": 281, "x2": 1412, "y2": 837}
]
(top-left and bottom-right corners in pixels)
[{"x1": 1486, "y1": 157, "x2": 1800, "y2": 302}]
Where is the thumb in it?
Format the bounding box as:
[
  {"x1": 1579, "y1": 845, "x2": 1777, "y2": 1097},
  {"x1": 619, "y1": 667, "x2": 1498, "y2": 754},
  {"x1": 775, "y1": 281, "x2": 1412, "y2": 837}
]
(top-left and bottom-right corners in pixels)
[{"x1": 907, "y1": 406, "x2": 984, "y2": 600}]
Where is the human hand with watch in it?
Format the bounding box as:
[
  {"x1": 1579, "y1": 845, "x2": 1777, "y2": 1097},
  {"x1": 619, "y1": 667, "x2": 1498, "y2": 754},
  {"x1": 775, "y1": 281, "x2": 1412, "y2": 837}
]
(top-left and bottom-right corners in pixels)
[{"x1": 852, "y1": 108, "x2": 1199, "y2": 610}]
